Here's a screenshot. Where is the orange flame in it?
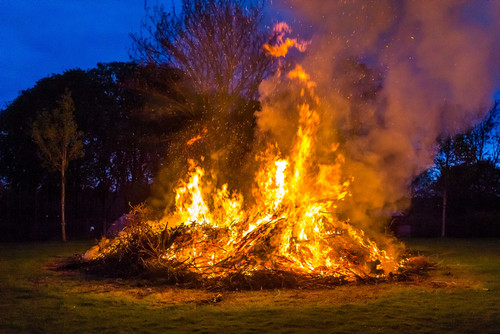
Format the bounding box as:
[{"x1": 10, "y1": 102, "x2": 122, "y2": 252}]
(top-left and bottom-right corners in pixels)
[
  {"x1": 88, "y1": 24, "x2": 402, "y2": 281},
  {"x1": 264, "y1": 22, "x2": 309, "y2": 62},
  {"x1": 186, "y1": 127, "x2": 208, "y2": 146},
  {"x1": 152, "y1": 57, "x2": 400, "y2": 278}
]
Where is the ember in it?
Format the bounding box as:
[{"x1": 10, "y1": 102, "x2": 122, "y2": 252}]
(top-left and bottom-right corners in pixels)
[{"x1": 83, "y1": 24, "x2": 405, "y2": 289}]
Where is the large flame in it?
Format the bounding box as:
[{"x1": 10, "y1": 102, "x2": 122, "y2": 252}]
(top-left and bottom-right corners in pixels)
[{"x1": 87, "y1": 24, "x2": 402, "y2": 282}]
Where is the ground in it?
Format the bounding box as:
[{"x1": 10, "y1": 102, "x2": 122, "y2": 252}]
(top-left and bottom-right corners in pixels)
[{"x1": 0, "y1": 238, "x2": 499, "y2": 333}]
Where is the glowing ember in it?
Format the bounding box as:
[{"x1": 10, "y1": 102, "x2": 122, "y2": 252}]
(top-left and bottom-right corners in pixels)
[
  {"x1": 186, "y1": 127, "x2": 207, "y2": 146},
  {"x1": 85, "y1": 23, "x2": 403, "y2": 285},
  {"x1": 264, "y1": 23, "x2": 309, "y2": 58}
]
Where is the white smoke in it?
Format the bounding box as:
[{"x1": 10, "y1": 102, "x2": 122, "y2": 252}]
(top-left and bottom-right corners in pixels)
[{"x1": 258, "y1": 0, "x2": 500, "y2": 228}]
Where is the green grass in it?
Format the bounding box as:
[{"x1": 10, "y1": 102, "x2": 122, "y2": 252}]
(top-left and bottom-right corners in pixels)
[{"x1": 1, "y1": 239, "x2": 499, "y2": 333}]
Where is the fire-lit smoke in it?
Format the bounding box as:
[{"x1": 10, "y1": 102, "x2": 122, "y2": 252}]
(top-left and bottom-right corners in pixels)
[
  {"x1": 260, "y1": 0, "x2": 500, "y2": 229},
  {"x1": 83, "y1": 1, "x2": 500, "y2": 285},
  {"x1": 87, "y1": 51, "x2": 404, "y2": 279}
]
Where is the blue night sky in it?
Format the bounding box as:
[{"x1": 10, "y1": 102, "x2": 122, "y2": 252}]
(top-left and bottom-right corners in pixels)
[
  {"x1": 1, "y1": 1, "x2": 498, "y2": 110},
  {"x1": 0, "y1": 1, "x2": 153, "y2": 108}
]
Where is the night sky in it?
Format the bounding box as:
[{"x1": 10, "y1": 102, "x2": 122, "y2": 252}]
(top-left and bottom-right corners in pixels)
[
  {"x1": 1, "y1": 1, "x2": 499, "y2": 109},
  {"x1": 0, "y1": 1, "x2": 152, "y2": 108}
]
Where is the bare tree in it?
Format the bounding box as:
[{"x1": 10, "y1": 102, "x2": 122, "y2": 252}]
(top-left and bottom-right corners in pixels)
[
  {"x1": 32, "y1": 91, "x2": 84, "y2": 242},
  {"x1": 131, "y1": 0, "x2": 275, "y2": 115},
  {"x1": 131, "y1": 0, "x2": 278, "y2": 202},
  {"x1": 468, "y1": 102, "x2": 499, "y2": 164}
]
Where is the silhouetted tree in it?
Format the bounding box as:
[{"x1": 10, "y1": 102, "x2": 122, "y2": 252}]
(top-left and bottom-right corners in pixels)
[
  {"x1": 131, "y1": 0, "x2": 277, "y2": 209},
  {"x1": 435, "y1": 103, "x2": 499, "y2": 236},
  {"x1": 408, "y1": 103, "x2": 500, "y2": 237},
  {"x1": 32, "y1": 91, "x2": 84, "y2": 241},
  {"x1": 132, "y1": 0, "x2": 274, "y2": 108},
  {"x1": 0, "y1": 63, "x2": 179, "y2": 240}
]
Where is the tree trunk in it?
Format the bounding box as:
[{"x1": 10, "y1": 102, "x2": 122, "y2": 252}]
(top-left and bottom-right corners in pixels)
[
  {"x1": 61, "y1": 167, "x2": 67, "y2": 242},
  {"x1": 441, "y1": 140, "x2": 450, "y2": 238},
  {"x1": 441, "y1": 188, "x2": 447, "y2": 237}
]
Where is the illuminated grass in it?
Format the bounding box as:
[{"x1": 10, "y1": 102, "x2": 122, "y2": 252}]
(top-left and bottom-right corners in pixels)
[{"x1": 0, "y1": 239, "x2": 499, "y2": 333}]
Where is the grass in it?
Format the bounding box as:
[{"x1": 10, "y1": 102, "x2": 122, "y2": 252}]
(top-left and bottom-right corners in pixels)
[{"x1": 0, "y1": 238, "x2": 499, "y2": 333}]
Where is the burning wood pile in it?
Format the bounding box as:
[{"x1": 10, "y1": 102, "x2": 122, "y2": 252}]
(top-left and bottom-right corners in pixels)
[
  {"x1": 82, "y1": 203, "x2": 404, "y2": 289},
  {"x1": 81, "y1": 29, "x2": 409, "y2": 290}
]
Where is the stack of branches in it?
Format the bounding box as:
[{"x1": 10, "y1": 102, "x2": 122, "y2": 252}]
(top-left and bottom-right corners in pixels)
[{"x1": 74, "y1": 206, "x2": 429, "y2": 290}]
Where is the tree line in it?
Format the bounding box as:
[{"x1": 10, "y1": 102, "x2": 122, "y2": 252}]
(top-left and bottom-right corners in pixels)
[
  {"x1": 0, "y1": 63, "x2": 177, "y2": 240},
  {"x1": 0, "y1": 0, "x2": 276, "y2": 241},
  {"x1": 0, "y1": 0, "x2": 499, "y2": 241},
  {"x1": 403, "y1": 103, "x2": 500, "y2": 237}
]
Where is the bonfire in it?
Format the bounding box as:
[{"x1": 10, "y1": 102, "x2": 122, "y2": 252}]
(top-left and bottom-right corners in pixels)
[{"x1": 82, "y1": 25, "x2": 409, "y2": 289}]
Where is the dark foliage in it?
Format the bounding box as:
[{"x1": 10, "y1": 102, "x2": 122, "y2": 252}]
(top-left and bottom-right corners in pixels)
[
  {"x1": 0, "y1": 62, "x2": 184, "y2": 241},
  {"x1": 404, "y1": 104, "x2": 500, "y2": 237},
  {"x1": 0, "y1": 1, "x2": 276, "y2": 241}
]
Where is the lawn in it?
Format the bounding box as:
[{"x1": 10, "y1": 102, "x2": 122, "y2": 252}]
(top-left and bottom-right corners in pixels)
[{"x1": 0, "y1": 238, "x2": 499, "y2": 333}]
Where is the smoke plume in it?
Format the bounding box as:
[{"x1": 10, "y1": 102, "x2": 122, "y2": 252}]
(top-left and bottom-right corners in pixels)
[{"x1": 258, "y1": 0, "x2": 500, "y2": 229}]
